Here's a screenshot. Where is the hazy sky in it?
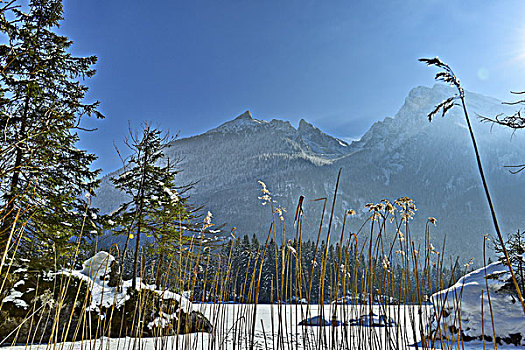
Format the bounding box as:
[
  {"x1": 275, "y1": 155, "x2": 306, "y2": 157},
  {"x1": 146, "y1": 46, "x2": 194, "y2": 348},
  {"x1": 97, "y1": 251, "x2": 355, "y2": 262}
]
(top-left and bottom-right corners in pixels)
[{"x1": 60, "y1": 0, "x2": 525, "y2": 173}]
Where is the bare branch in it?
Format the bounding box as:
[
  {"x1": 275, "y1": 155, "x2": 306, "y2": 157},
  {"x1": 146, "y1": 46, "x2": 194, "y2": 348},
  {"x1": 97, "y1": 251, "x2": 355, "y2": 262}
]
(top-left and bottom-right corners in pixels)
[
  {"x1": 502, "y1": 100, "x2": 525, "y2": 106},
  {"x1": 504, "y1": 164, "x2": 525, "y2": 174},
  {"x1": 479, "y1": 111, "x2": 525, "y2": 129}
]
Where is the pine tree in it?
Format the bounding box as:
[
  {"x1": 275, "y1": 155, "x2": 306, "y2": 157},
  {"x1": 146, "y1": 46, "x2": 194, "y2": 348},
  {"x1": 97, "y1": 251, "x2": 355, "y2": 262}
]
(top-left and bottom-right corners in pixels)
[
  {"x1": 145, "y1": 160, "x2": 196, "y2": 287},
  {"x1": 110, "y1": 124, "x2": 200, "y2": 290},
  {"x1": 0, "y1": 0, "x2": 103, "y2": 262},
  {"x1": 494, "y1": 230, "x2": 525, "y2": 295}
]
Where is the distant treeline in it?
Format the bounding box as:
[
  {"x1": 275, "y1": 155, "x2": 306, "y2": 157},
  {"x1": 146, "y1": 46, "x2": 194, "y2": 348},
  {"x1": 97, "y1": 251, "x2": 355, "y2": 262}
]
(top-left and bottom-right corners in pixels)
[{"x1": 130, "y1": 234, "x2": 472, "y2": 304}]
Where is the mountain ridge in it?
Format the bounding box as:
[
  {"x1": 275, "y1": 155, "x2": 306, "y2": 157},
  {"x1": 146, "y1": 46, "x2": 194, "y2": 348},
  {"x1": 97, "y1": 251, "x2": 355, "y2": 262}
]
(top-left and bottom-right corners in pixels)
[{"x1": 94, "y1": 84, "x2": 525, "y2": 263}]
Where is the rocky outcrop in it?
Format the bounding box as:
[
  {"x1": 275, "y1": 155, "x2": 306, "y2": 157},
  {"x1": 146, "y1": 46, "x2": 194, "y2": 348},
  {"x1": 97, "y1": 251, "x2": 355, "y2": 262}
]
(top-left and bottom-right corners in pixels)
[{"x1": 0, "y1": 252, "x2": 212, "y2": 345}]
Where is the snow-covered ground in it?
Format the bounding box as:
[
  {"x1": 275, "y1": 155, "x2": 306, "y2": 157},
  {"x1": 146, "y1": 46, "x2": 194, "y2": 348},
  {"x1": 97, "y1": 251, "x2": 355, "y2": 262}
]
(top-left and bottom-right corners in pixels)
[
  {"x1": 430, "y1": 255, "x2": 525, "y2": 347},
  {"x1": 4, "y1": 252, "x2": 524, "y2": 349},
  {"x1": 6, "y1": 303, "x2": 522, "y2": 349}
]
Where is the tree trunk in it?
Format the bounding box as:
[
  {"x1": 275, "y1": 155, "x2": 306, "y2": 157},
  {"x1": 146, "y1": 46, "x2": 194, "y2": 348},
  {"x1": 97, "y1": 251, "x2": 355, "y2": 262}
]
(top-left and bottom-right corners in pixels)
[
  {"x1": 130, "y1": 130, "x2": 149, "y2": 291},
  {"x1": 0, "y1": 97, "x2": 30, "y2": 254},
  {"x1": 156, "y1": 250, "x2": 164, "y2": 288},
  {"x1": 131, "y1": 220, "x2": 141, "y2": 291}
]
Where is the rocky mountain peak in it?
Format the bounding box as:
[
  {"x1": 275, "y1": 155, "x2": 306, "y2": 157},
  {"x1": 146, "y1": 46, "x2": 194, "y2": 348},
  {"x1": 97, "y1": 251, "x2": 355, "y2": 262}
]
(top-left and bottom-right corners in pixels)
[
  {"x1": 298, "y1": 118, "x2": 314, "y2": 131},
  {"x1": 207, "y1": 110, "x2": 262, "y2": 133},
  {"x1": 235, "y1": 110, "x2": 253, "y2": 120}
]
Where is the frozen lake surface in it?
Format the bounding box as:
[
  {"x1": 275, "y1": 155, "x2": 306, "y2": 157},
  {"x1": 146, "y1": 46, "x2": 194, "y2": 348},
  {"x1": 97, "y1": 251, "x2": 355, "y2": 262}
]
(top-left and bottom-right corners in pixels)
[{"x1": 6, "y1": 304, "x2": 524, "y2": 350}]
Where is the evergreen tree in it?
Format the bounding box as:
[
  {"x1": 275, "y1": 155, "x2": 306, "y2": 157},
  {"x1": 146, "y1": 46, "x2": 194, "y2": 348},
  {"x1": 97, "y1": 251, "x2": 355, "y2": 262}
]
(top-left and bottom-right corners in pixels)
[
  {"x1": 0, "y1": 0, "x2": 103, "y2": 262},
  {"x1": 110, "y1": 124, "x2": 194, "y2": 290},
  {"x1": 494, "y1": 230, "x2": 525, "y2": 294},
  {"x1": 145, "y1": 159, "x2": 197, "y2": 287}
]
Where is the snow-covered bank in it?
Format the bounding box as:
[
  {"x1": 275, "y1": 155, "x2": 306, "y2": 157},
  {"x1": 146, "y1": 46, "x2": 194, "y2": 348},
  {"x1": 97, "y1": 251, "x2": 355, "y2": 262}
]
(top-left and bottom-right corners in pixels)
[{"x1": 430, "y1": 254, "x2": 525, "y2": 346}]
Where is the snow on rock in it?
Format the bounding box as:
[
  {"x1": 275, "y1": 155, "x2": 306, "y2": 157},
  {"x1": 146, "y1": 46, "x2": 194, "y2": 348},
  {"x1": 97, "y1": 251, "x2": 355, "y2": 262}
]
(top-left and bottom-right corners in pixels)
[
  {"x1": 2, "y1": 289, "x2": 29, "y2": 309},
  {"x1": 1, "y1": 266, "x2": 30, "y2": 310},
  {"x1": 349, "y1": 313, "x2": 396, "y2": 327},
  {"x1": 60, "y1": 252, "x2": 194, "y2": 316},
  {"x1": 1, "y1": 253, "x2": 212, "y2": 343},
  {"x1": 80, "y1": 251, "x2": 115, "y2": 281},
  {"x1": 429, "y1": 254, "x2": 525, "y2": 346}
]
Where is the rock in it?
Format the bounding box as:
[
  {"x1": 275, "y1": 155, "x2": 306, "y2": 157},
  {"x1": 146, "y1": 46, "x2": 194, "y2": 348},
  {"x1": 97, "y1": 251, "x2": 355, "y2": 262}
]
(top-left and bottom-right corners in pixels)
[
  {"x1": 299, "y1": 316, "x2": 330, "y2": 326},
  {"x1": 107, "y1": 259, "x2": 120, "y2": 288},
  {"x1": 0, "y1": 253, "x2": 212, "y2": 344},
  {"x1": 80, "y1": 251, "x2": 115, "y2": 282},
  {"x1": 349, "y1": 313, "x2": 395, "y2": 327},
  {"x1": 177, "y1": 310, "x2": 213, "y2": 334},
  {"x1": 0, "y1": 262, "x2": 91, "y2": 345}
]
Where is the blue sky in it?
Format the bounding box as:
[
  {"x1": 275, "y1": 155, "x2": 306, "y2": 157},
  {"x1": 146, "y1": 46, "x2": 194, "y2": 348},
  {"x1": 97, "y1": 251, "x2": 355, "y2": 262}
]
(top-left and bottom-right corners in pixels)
[{"x1": 60, "y1": 0, "x2": 525, "y2": 173}]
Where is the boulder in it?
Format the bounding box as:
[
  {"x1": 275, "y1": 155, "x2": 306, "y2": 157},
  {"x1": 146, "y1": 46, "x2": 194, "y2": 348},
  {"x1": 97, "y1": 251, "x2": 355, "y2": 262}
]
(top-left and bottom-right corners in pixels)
[
  {"x1": 349, "y1": 313, "x2": 395, "y2": 327},
  {"x1": 299, "y1": 315, "x2": 330, "y2": 326},
  {"x1": 0, "y1": 252, "x2": 212, "y2": 345},
  {"x1": 298, "y1": 315, "x2": 344, "y2": 326}
]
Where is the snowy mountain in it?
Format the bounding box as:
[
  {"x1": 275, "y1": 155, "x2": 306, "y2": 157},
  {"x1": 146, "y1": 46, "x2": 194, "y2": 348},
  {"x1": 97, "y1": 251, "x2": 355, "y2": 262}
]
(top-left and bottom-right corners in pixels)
[{"x1": 94, "y1": 85, "x2": 525, "y2": 263}]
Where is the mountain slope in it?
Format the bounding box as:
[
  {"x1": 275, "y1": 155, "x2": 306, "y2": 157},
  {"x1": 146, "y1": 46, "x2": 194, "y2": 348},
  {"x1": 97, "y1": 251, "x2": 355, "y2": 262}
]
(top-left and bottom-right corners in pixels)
[{"x1": 94, "y1": 85, "x2": 525, "y2": 263}]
